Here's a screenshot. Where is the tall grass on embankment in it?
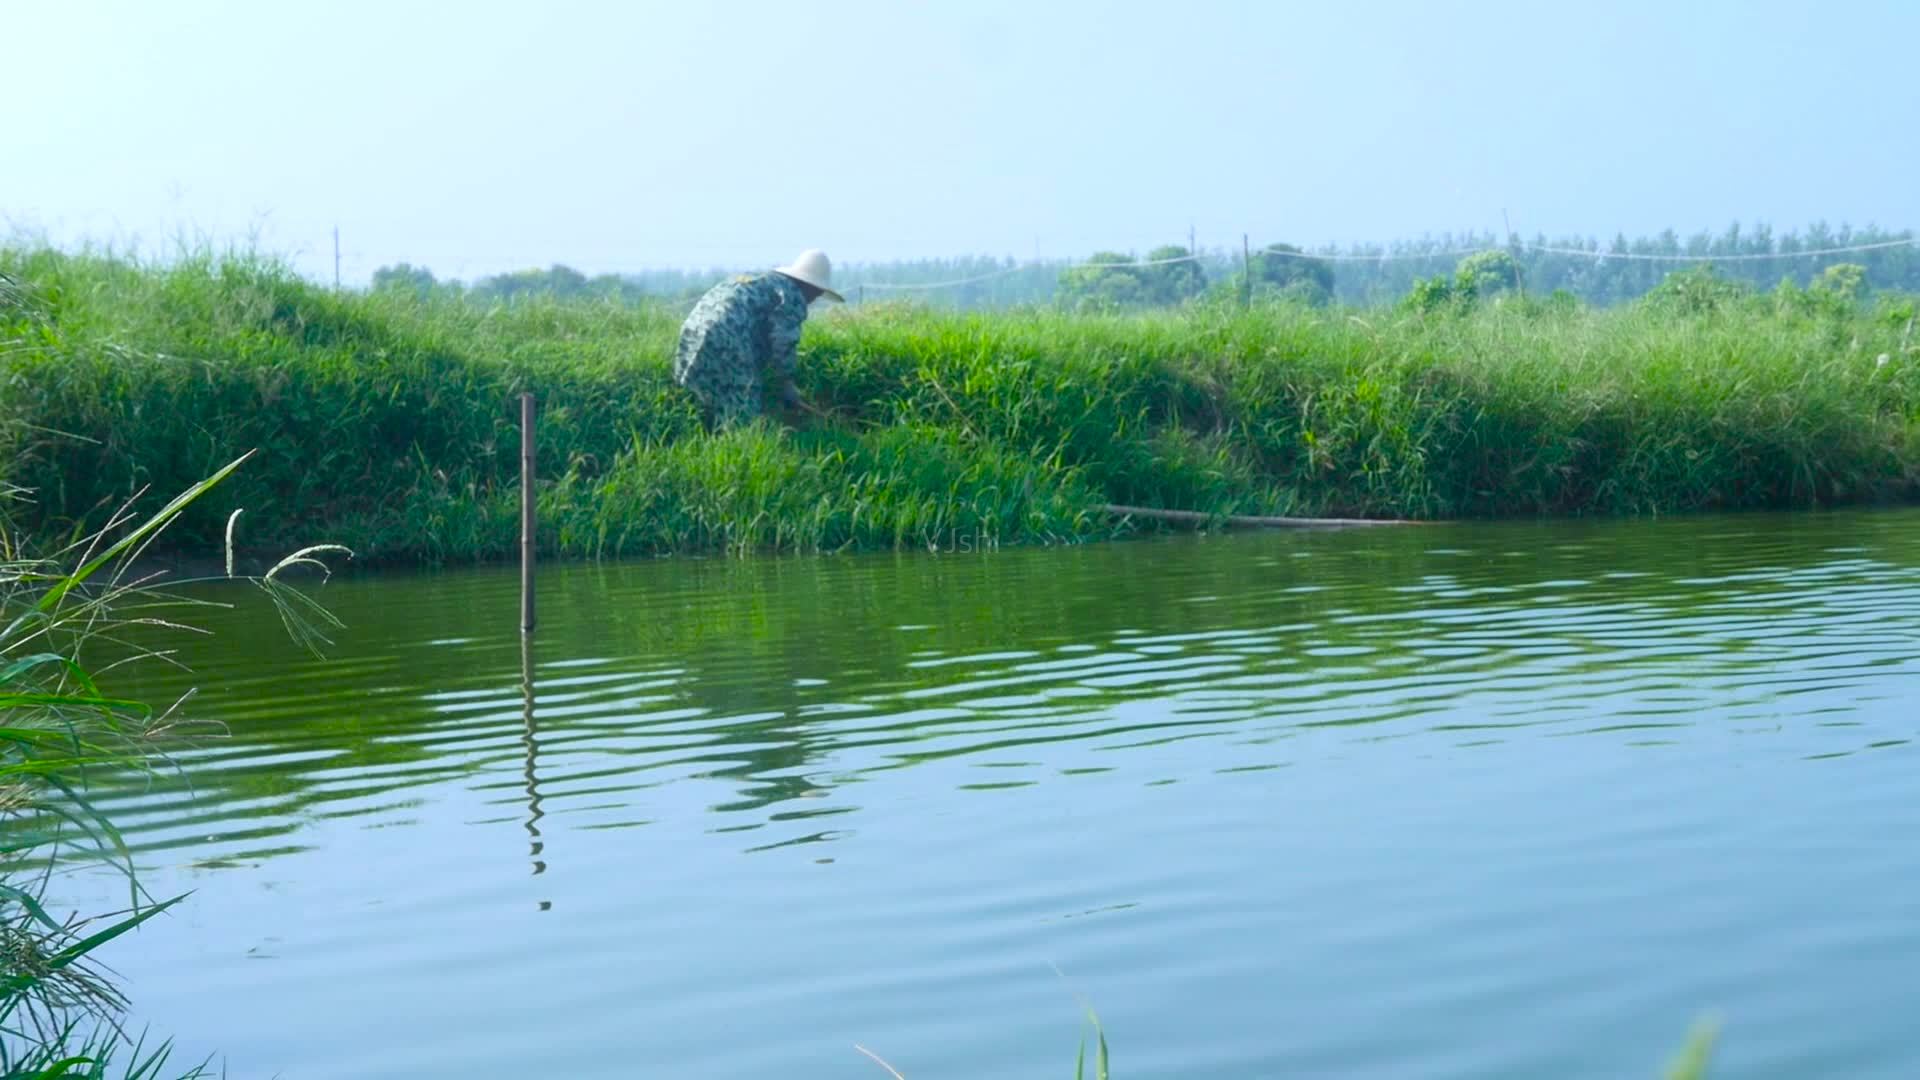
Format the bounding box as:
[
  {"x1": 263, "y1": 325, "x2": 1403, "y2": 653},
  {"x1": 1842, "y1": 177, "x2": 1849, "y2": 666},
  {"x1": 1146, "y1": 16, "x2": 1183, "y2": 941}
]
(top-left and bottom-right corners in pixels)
[{"x1": 4, "y1": 244, "x2": 1918, "y2": 567}]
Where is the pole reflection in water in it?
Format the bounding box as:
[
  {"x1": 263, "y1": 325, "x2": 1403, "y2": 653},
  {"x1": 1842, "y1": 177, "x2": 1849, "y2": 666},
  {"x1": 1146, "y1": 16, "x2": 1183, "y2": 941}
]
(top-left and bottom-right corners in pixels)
[{"x1": 520, "y1": 631, "x2": 549, "y2": 911}]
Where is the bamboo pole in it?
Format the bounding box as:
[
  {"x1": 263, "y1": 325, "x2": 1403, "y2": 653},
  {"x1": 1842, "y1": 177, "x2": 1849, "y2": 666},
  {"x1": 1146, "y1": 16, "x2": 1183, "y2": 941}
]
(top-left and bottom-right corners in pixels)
[{"x1": 520, "y1": 392, "x2": 536, "y2": 634}]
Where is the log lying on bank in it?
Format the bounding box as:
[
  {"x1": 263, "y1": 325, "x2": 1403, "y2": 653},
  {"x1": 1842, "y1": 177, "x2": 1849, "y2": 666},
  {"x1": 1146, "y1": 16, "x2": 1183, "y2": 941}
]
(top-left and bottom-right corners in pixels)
[{"x1": 1101, "y1": 504, "x2": 1422, "y2": 530}]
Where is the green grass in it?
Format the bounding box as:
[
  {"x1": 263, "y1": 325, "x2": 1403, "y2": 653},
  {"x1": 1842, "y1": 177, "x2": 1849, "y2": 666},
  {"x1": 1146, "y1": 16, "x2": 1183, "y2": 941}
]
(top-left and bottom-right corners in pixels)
[
  {"x1": 5, "y1": 244, "x2": 1918, "y2": 567},
  {"x1": 1, "y1": 449, "x2": 347, "y2": 1078},
  {"x1": 1666, "y1": 1016, "x2": 1721, "y2": 1080}
]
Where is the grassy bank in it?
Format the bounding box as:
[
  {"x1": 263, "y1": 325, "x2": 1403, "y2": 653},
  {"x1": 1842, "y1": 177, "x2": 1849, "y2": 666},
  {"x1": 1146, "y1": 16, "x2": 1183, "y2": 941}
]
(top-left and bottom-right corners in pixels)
[{"x1": 4, "y1": 245, "x2": 1918, "y2": 567}]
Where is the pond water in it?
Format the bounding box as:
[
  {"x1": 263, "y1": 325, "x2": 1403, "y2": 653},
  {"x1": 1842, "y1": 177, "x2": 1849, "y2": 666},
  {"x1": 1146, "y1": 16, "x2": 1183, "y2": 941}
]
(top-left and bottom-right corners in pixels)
[{"x1": 62, "y1": 509, "x2": 1920, "y2": 1078}]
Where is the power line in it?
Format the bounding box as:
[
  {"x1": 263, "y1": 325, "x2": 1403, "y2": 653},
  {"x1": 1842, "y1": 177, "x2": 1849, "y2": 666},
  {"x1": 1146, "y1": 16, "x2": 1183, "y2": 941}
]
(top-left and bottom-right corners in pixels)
[{"x1": 860, "y1": 249, "x2": 1209, "y2": 292}]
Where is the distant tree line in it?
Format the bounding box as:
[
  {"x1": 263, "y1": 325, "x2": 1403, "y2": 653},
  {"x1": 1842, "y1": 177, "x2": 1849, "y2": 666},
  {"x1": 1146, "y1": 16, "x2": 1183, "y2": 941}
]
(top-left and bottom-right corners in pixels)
[
  {"x1": 369, "y1": 261, "x2": 666, "y2": 305},
  {"x1": 1312, "y1": 221, "x2": 1920, "y2": 307},
  {"x1": 367, "y1": 220, "x2": 1918, "y2": 312}
]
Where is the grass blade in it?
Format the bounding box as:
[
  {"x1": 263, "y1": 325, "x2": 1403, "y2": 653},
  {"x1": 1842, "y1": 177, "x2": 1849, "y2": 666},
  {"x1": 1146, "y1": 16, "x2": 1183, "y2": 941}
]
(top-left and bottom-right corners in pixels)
[
  {"x1": 0, "y1": 882, "x2": 63, "y2": 931},
  {"x1": 35, "y1": 451, "x2": 254, "y2": 615},
  {"x1": 1665, "y1": 1015, "x2": 1720, "y2": 1080}
]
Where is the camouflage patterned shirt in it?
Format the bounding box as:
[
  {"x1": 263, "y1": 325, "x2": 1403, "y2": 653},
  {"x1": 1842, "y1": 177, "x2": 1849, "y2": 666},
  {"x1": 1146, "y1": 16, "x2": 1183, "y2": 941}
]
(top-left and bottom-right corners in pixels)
[{"x1": 672, "y1": 271, "x2": 812, "y2": 425}]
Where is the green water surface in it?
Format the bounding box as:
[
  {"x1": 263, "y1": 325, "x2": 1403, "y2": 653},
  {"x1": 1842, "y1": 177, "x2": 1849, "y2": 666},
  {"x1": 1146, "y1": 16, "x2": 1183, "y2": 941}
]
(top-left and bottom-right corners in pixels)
[{"x1": 66, "y1": 509, "x2": 1920, "y2": 1078}]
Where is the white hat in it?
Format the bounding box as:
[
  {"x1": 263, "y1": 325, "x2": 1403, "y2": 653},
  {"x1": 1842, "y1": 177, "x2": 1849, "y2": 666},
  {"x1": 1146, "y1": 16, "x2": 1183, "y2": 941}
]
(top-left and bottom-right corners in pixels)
[{"x1": 774, "y1": 249, "x2": 844, "y2": 302}]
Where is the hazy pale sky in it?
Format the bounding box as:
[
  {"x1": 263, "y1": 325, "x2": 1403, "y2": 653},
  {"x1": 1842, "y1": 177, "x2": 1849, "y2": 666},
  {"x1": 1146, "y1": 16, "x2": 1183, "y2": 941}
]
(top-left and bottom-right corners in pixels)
[{"x1": 9, "y1": 0, "x2": 1917, "y2": 284}]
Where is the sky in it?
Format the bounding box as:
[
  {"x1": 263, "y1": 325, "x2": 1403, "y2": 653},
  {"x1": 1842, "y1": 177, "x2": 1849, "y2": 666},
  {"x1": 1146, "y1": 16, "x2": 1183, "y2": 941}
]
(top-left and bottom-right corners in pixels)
[{"x1": 8, "y1": 0, "x2": 1918, "y2": 285}]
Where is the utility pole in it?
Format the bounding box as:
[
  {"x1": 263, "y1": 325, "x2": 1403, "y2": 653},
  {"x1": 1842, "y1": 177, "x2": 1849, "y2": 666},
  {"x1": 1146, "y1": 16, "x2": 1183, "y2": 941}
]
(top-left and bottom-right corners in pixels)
[
  {"x1": 1189, "y1": 224, "x2": 1196, "y2": 257},
  {"x1": 1242, "y1": 234, "x2": 1252, "y2": 310},
  {"x1": 1502, "y1": 208, "x2": 1527, "y2": 300},
  {"x1": 333, "y1": 226, "x2": 341, "y2": 290}
]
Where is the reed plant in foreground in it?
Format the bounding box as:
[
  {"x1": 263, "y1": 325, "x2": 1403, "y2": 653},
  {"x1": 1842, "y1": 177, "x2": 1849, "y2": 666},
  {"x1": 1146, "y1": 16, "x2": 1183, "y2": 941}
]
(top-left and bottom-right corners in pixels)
[{"x1": 1, "y1": 450, "x2": 349, "y2": 1078}]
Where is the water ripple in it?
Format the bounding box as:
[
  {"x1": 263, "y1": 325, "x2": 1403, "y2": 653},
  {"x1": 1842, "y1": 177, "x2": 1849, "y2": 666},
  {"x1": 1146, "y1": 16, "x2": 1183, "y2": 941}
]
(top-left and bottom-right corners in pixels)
[{"x1": 55, "y1": 510, "x2": 1920, "y2": 1079}]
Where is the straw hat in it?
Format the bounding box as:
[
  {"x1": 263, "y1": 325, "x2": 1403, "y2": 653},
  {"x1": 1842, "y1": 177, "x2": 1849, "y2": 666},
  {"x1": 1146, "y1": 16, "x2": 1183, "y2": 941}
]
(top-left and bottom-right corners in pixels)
[{"x1": 774, "y1": 249, "x2": 844, "y2": 302}]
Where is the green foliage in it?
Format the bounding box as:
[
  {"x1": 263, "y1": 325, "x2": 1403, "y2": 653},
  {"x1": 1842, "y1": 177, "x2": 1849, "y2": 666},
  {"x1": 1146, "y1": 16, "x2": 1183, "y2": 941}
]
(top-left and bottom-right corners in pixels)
[
  {"x1": 1142, "y1": 245, "x2": 1207, "y2": 304},
  {"x1": 1332, "y1": 222, "x2": 1917, "y2": 308},
  {"x1": 1253, "y1": 243, "x2": 1333, "y2": 295},
  {"x1": 1815, "y1": 262, "x2": 1868, "y2": 302},
  {"x1": 1875, "y1": 293, "x2": 1917, "y2": 333},
  {"x1": 1247, "y1": 242, "x2": 1334, "y2": 306},
  {"x1": 0, "y1": 1021, "x2": 217, "y2": 1079},
  {"x1": 547, "y1": 421, "x2": 1111, "y2": 558},
  {"x1": 1055, "y1": 248, "x2": 1206, "y2": 312},
  {"x1": 1, "y1": 448, "x2": 346, "y2": 1078},
  {"x1": 1454, "y1": 249, "x2": 1521, "y2": 296},
  {"x1": 1071, "y1": 1007, "x2": 1110, "y2": 1080},
  {"x1": 1403, "y1": 273, "x2": 1463, "y2": 314},
  {"x1": 368, "y1": 261, "x2": 439, "y2": 300},
  {"x1": 1056, "y1": 252, "x2": 1149, "y2": 312},
  {"x1": 1545, "y1": 288, "x2": 1582, "y2": 314},
  {"x1": 1663, "y1": 1016, "x2": 1720, "y2": 1080},
  {"x1": 5, "y1": 244, "x2": 1920, "y2": 569},
  {"x1": 1771, "y1": 262, "x2": 1874, "y2": 323},
  {"x1": 1402, "y1": 251, "x2": 1528, "y2": 314},
  {"x1": 1642, "y1": 265, "x2": 1752, "y2": 316},
  {"x1": 1199, "y1": 242, "x2": 1335, "y2": 309}
]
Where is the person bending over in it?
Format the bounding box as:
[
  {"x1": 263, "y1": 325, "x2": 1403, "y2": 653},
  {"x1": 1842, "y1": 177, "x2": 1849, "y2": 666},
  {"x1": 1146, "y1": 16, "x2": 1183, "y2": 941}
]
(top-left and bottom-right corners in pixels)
[{"x1": 672, "y1": 248, "x2": 842, "y2": 429}]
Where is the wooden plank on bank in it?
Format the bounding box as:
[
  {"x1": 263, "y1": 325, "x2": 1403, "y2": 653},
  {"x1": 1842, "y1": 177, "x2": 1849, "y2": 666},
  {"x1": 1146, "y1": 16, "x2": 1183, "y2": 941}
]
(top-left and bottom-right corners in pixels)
[{"x1": 1101, "y1": 504, "x2": 1420, "y2": 529}]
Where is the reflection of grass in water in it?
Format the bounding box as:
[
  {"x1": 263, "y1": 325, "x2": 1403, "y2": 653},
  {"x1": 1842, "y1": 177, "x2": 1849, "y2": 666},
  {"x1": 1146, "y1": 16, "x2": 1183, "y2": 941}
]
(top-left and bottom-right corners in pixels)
[{"x1": 76, "y1": 495, "x2": 1920, "y2": 886}]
